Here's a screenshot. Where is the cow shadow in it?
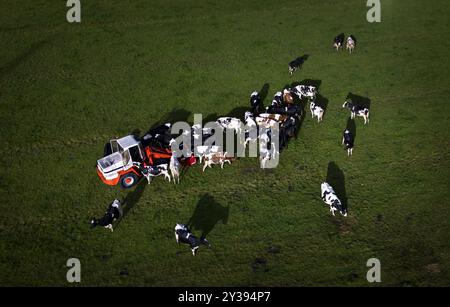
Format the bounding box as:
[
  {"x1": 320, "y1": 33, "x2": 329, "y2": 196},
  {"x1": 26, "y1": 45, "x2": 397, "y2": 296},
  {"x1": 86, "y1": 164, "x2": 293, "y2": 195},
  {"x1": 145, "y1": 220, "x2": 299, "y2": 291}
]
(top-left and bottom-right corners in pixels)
[
  {"x1": 187, "y1": 194, "x2": 229, "y2": 238},
  {"x1": 259, "y1": 83, "x2": 270, "y2": 106},
  {"x1": 291, "y1": 54, "x2": 309, "y2": 69},
  {"x1": 325, "y1": 162, "x2": 348, "y2": 211},
  {"x1": 226, "y1": 106, "x2": 250, "y2": 121},
  {"x1": 345, "y1": 117, "x2": 356, "y2": 144},
  {"x1": 315, "y1": 93, "x2": 329, "y2": 115},
  {"x1": 346, "y1": 92, "x2": 370, "y2": 110},
  {"x1": 203, "y1": 113, "x2": 219, "y2": 124},
  {"x1": 121, "y1": 181, "x2": 147, "y2": 218}
]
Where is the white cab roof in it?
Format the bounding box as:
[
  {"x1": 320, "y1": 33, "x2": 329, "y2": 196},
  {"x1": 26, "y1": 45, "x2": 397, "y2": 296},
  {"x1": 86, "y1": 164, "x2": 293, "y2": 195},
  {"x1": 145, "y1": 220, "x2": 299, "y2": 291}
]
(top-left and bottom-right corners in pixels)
[{"x1": 117, "y1": 135, "x2": 140, "y2": 150}]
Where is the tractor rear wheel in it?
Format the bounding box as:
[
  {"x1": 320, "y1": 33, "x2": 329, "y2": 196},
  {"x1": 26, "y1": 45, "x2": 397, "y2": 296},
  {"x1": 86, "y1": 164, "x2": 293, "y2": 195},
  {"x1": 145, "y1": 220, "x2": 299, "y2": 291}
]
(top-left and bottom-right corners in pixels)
[{"x1": 120, "y1": 173, "x2": 138, "y2": 189}]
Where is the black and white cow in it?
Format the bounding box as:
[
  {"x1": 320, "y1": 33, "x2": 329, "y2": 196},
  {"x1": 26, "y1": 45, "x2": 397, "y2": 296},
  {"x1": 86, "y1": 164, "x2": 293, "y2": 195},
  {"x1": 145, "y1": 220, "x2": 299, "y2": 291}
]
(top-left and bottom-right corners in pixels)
[
  {"x1": 342, "y1": 129, "x2": 354, "y2": 156},
  {"x1": 216, "y1": 117, "x2": 242, "y2": 134},
  {"x1": 266, "y1": 104, "x2": 302, "y2": 117},
  {"x1": 310, "y1": 101, "x2": 324, "y2": 122},
  {"x1": 342, "y1": 100, "x2": 370, "y2": 124},
  {"x1": 250, "y1": 91, "x2": 262, "y2": 115},
  {"x1": 288, "y1": 57, "x2": 305, "y2": 75},
  {"x1": 273, "y1": 91, "x2": 283, "y2": 106},
  {"x1": 321, "y1": 182, "x2": 347, "y2": 217},
  {"x1": 142, "y1": 123, "x2": 172, "y2": 147},
  {"x1": 346, "y1": 35, "x2": 356, "y2": 53},
  {"x1": 174, "y1": 223, "x2": 210, "y2": 256},
  {"x1": 333, "y1": 33, "x2": 345, "y2": 51},
  {"x1": 133, "y1": 162, "x2": 171, "y2": 184},
  {"x1": 91, "y1": 199, "x2": 123, "y2": 232},
  {"x1": 293, "y1": 85, "x2": 316, "y2": 101}
]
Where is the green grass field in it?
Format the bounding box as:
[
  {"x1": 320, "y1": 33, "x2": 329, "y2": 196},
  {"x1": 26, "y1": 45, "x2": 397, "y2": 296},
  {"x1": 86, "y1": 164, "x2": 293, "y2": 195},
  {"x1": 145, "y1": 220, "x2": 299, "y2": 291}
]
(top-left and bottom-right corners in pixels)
[{"x1": 0, "y1": 0, "x2": 449, "y2": 286}]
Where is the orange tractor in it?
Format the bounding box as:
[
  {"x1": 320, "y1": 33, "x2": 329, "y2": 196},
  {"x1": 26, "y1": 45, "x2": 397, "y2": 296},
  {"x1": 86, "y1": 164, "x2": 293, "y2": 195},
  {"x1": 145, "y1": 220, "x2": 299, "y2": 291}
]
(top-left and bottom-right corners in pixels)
[{"x1": 97, "y1": 135, "x2": 173, "y2": 188}]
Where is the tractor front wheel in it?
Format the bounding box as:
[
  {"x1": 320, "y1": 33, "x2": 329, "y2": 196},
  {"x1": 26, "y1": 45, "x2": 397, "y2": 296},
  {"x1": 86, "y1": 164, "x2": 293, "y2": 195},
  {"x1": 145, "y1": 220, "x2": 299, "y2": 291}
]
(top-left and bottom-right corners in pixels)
[{"x1": 120, "y1": 173, "x2": 138, "y2": 189}]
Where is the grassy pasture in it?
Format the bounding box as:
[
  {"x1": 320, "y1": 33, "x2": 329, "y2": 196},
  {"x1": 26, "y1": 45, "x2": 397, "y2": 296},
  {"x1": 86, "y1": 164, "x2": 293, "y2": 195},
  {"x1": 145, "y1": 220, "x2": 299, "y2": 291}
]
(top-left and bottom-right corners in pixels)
[{"x1": 0, "y1": 0, "x2": 449, "y2": 286}]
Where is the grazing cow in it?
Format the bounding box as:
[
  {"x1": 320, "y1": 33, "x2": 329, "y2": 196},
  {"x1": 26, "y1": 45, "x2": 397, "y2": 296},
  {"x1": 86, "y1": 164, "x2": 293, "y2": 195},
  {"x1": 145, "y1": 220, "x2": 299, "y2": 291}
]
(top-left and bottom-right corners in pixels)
[
  {"x1": 258, "y1": 113, "x2": 290, "y2": 123},
  {"x1": 346, "y1": 35, "x2": 356, "y2": 53},
  {"x1": 174, "y1": 224, "x2": 210, "y2": 256},
  {"x1": 310, "y1": 102, "x2": 324, "y2": 122},
  {"x1": 169, "y1": 155, "x2": 181, "y2": 184},
  {"x1": 216, "y1": 117, "x2": 242, "y2": 134},
  {"x1": 259, "y1": 129, "x2": 279, "y2": 169},
  {"x1": 288, "y1": 57, "x2": 305, "y2": 75},
  {"x1": 321, "y1": 182, "x2": 347, "y2": 217},
  {"x1": 202, "y1": 152, "x2": 235, "y2": 172},
  {"x1": 91, "y1": 199, "x2": 123, "y2": 232},
  {"x1": 134, "y1": 162, "x2": 171, "y2": 184},
  {"x1": 266, "y1": 104, "x2": 302, "y2": 117},
  {"x1": 342, "y1": 100, "x2": 370, "y2": 124},
  {"x1": 255, "y1": 116, "x2": 279, "y2": 129},
  {"x1": 250, "y1": 91, "x2": 262, "y2": 115},
  {"x1": 244, "y1": 111, "x2": 258, "y2": 146},
  {"x1": 142, "y1": 123, "x2": 172, "y2": 147},
  {"x1": 293, "y1": 85, "x2": 316, "y2": 100},
  {"x1": 195, "y1": 145, "x2": 221, "y2": 163},
  {"x1": 273, "y1": 91, "x2": 283, "y2": 106},
  {"x1": 182, "y1": 124, "x2": 213, "y2": 145},
  {"x1": 283, "y1": 89, "x2": 295, "y2": 104},
  {"x1": 342, "y1": 129, "x2": 354, "y2": 156},
  {"x1": 333, "y1": 33, "x2": 345, "y2": 51}
]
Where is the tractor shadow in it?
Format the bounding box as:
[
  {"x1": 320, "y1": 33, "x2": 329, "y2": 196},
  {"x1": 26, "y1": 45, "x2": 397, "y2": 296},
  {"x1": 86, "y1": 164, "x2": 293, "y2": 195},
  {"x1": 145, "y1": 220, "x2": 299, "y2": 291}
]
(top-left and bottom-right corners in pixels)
[
  {"x1": 187, "y1": 193, "x2": 229, "y2": 238},
  {"x1": 146, "y1": 108, "x2": 192, "y2": 133},
  {"x1": 345, "y1": 117, "x2": 356, "y2": 144},
  {"x1": 0, "y1": 39, "x2": 50, "y2": 81},
  {"x1": 346, "y1": 92, "x2": 371, "y2": 110},
  {"x1": 326, "y1": 162, "x2": 348, "y2": 212}
]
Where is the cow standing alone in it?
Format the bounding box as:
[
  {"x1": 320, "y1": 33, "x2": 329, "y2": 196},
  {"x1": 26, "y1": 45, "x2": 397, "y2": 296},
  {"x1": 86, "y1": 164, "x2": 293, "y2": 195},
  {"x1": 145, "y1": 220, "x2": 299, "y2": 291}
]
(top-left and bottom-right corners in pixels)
[
  {"x1": 91, "y1": 199, "x2": 123, "y2": 232},
  {"x1": 333, "y1": 33, "x2": 345, "y2": 51},
  {"x1": 342, "y1": 129, "x2": 354, "y2": 156},
  {"x1": 174, "y1": 224, "x2": 210, "y2": 256}
]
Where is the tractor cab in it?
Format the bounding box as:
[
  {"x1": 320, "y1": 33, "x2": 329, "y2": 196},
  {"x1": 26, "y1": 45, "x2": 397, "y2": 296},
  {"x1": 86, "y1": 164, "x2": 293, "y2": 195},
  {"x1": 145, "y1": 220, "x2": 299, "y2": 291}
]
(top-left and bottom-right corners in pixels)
[
  {"x1": 97, "y1": 135, "x2": 173, "y2": 189},
  {"x1": 97, "y1": 135, "x2": 146, "y2": 188}
]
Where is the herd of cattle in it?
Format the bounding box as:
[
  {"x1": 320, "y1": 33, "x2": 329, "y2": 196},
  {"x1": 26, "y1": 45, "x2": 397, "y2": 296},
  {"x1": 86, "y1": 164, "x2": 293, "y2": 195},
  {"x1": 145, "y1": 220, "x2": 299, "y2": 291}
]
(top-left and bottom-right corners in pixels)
[{"x1": 91, "y1": 33, "x2": 369, "y2": 255}]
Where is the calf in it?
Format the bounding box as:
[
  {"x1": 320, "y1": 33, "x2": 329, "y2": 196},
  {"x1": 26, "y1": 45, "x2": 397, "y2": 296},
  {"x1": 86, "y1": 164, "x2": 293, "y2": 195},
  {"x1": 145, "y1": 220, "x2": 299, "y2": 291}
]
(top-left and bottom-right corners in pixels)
[
  {"x1": 342, "y1": 100, "x2": 370, "y2": 124},
  {"x1": 250, "y1": 91, "x2": 262, "y2": 115},
  {"x1": 346, "y1": 35, "x2": 356, "y2": 53},
  {"x1": 320, "y1": 182, "x2": 347, "y2": 217},
  {"x1": 169, "y1": 155, "x2": 181, "y2": 184},
  {"x1": 202, "y1": 152, "x2": 235, "y2": 172},
  {"x1": 342, "y1": 129, "x2": 354, "y2": 156},
  {"x1": 333, "y1": 33, "x2": 345, "y2": 51},
  {"x1": 175, "y1": 224, "x2": 211, "y2": 256},
  {"x1": 91, "y1": 199, "x2": 123, "y2": 232},
  {"x1": 195, "y1": 145, "x2": 221, "y2": 163},
  {"x1": 310, "y1": 102, "x2": 324, "y2": 122}
]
